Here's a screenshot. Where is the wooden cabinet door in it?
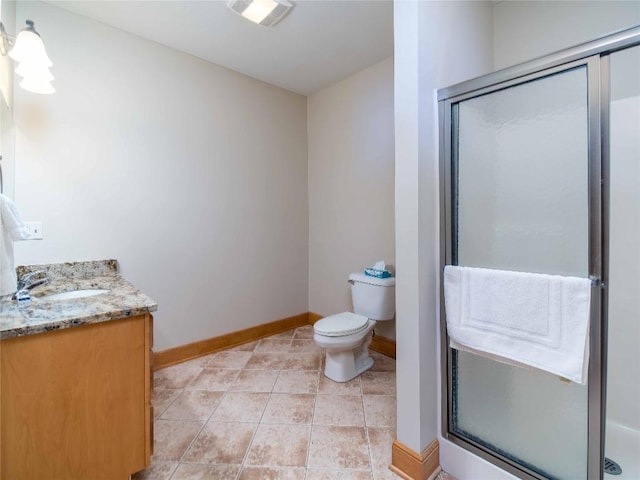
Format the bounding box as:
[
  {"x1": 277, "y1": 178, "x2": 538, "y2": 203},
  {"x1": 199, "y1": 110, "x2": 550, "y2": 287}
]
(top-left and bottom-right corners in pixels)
[{"x1": 1, "y1": 314, "x2": 152, "y2": 480}]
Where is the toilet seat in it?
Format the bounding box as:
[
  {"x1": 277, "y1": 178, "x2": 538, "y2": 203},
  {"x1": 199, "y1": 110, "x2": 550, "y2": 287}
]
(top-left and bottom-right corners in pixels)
[{"x1": 314, "y1": 312, "x2": 369, "y2": 337}]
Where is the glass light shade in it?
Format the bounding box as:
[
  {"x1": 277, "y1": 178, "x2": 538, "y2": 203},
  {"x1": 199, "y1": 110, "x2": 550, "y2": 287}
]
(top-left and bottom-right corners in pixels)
[
  {"x1": 241, "y1": 0, "x2": 278, "y2": 24},
  {"x1": 15, "y1": 62, "x2": 54, "y2": 82},
  {"x1": 9, "y1": 29, "x2": 52, "y2": 67},
  {"x1": 19, "y1": 76, "x2": 55, "y2": 95}
]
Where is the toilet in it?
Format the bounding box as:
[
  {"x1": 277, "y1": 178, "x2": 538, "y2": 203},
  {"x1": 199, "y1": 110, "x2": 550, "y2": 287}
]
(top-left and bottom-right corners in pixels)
[{"x1": 313, "y1": 272, "x2": 395, "y2": 382}]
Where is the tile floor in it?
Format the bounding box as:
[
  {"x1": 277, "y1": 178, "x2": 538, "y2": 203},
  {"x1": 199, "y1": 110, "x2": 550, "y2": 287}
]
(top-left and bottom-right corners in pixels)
[{"x1": 133, "y1": 325, "x2": 401, "y2": 480}]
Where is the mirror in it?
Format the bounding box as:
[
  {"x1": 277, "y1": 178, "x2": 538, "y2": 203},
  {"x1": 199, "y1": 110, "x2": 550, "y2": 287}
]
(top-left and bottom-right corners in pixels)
[{"x1": 0, "y1": 0, "x2": 15, "y2": 199}]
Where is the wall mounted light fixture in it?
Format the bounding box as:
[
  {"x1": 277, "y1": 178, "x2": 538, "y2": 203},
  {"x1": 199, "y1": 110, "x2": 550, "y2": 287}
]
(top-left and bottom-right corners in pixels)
[
  {"x1": 227, "y1": 0, "x2": 293, "y2": 27},
  {"x1": 0, "y1": 20, "x2": 54, "y2": 94}
]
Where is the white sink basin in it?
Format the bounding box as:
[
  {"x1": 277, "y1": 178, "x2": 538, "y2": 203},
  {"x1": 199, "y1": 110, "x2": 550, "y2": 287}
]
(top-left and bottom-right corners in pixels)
[{"x1": 39, "y1": 289, "x2": 110, "y2": 301}]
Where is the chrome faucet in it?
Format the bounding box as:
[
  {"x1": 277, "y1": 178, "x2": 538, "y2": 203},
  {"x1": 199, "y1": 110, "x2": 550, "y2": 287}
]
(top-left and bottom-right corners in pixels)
[{"x1": 14, "y1": 270, "x2": 50, "y2": 301}]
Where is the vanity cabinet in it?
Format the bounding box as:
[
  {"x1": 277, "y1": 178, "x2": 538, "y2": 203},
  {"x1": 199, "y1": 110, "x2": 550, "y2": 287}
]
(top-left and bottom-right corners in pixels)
[{"x1": 1, "y1": 313, "x2": 153, "y2": 480}]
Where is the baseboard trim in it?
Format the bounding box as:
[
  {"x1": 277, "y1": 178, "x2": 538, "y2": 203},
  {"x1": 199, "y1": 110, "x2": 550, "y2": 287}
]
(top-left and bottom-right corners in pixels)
[
  {"x1": 308, "y1": 312, "x2": 323, "y2": 324},
  {"x1": 308, "y1": 311, "x2": 396, "y2": 359},
  {"x1": 371, "y1": 332, "x2": 396, "y2": 359},
  {"x1": 390, "y1": 439, "x2": 440, "y2": 480},
  {"x1": 153, "y1": 312, "x2": 309, "y2": 370},
  {"x1": 154, "y1": 311, "x2": 396, "y2": 370}
]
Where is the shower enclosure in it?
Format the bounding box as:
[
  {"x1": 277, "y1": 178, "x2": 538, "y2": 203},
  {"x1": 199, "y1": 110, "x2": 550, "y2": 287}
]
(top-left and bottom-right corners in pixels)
[{"x1": 438, "y1": 26, "x2": 640, "y2": 480}]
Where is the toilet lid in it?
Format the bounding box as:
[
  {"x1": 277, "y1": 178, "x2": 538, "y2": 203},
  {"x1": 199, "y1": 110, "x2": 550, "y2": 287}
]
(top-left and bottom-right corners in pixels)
[{"x1": 314, "y1": 312, "x2": 369, "y2": 337}]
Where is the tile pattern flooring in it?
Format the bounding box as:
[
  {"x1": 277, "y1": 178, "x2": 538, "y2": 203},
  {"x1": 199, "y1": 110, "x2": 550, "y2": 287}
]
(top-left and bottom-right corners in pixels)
[{"x1": 133, "y1": 325, "x2": 400, "y2": 480}]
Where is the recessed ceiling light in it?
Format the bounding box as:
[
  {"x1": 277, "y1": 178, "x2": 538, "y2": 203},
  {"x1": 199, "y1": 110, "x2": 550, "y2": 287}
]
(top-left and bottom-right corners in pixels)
[{"x1": 227, "y1": 0, "x2": 293, "y2": 27}]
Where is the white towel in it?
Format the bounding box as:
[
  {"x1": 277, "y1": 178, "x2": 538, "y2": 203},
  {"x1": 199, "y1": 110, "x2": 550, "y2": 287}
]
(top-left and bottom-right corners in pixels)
[
  {"x1": 444, "y1": 265, "x2": 592, "y2": 385},
  {"x1": 1, "y1": 194, "x2": 31, "y2": 297}
]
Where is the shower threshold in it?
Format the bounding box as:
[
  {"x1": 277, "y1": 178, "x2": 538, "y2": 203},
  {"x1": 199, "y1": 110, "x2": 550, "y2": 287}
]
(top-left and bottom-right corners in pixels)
[{"x1": 605, "y1": 422, "x2": 639, "y2": 479}]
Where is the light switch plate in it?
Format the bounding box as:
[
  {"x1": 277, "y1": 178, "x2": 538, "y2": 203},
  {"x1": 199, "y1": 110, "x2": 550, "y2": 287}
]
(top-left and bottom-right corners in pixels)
[{"x1": 24, "y1": 221, "x2": 43, "y2": 240}]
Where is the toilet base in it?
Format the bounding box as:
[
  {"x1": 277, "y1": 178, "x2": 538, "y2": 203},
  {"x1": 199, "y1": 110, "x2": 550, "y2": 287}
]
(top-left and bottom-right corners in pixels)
[{"x1": 323, "y1": 332, "x2": 374, "y2": 383}]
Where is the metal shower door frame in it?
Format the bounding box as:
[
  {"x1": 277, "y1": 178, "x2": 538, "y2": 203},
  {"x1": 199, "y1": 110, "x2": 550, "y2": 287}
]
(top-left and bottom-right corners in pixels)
[{"x1": 437, "y1": 25, "x2": 640, "y2": 480}]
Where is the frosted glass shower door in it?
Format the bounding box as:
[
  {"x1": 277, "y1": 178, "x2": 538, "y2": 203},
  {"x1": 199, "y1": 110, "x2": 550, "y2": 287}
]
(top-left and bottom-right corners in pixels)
[{"x1": 448, "y1": 65, "x2": 593, "y2": 479}]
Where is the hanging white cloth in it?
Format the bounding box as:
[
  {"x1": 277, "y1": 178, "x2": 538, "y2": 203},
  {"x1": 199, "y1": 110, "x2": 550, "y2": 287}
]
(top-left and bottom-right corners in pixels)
[
  {"x1": 443, "y1": 265, "x2": 592, "y2": 384},
  {"x1": 1, "y1": 194, "x2": 31, "y2": 296}
]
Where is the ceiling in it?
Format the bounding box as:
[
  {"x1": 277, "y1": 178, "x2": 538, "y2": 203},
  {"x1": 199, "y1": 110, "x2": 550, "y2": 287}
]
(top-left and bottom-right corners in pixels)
[{"x1": 45, "y1": 0, "x2": 394, "y2": 96}]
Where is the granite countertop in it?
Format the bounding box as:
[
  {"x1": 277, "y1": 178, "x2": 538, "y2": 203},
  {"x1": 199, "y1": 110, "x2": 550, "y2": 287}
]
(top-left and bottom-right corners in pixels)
[{"x1": 0, "y1": 260, "x2": 158, "y2": 339}]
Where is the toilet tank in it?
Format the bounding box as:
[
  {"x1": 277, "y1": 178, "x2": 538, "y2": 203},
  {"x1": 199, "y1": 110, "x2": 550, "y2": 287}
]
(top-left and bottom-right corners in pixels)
[{"x1": 348, "y1": 273, "x2": 396, "y2": 320}]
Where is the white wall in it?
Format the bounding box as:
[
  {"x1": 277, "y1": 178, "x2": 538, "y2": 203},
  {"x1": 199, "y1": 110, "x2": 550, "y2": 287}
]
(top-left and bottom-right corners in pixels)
[
  {"x1": 307, "y1": 57, "x2": 395, "y2": 339},
  {"x1": 608, "y1": 48, "x2": 640, "y2": 432},
  {"x1": 493, "y1": 0, "x2": 640, "y2": 69},
  {"x1": 608, "y1": 96, "x2": 640, "y2": 439},
  {"x1": 13, "y1": 1, "x2": 309, "y2": 351},
  {"x1": 394, "y1": 0, "x2": 494, "y2": 458}
]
